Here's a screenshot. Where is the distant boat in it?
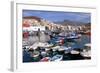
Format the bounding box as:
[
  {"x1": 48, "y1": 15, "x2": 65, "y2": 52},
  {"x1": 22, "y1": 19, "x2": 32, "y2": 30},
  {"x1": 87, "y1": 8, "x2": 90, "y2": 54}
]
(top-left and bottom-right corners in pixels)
[
  {"x1": 66, "y1": 33, "x2": 81, "y2": 39},
  {"x1": 49, "y1": 36, "x2": 65, "y2": 45},
  {"x1": 78, "y1": 30, "x2": 91, "y2": 36},
  {"x1": 84, "y1": 30, "x2": 91, "y2": 36}
]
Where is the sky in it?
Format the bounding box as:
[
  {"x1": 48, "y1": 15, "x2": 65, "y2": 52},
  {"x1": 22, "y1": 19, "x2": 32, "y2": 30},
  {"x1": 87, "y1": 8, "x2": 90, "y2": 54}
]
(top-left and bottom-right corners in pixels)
[{"x1": 23, "y1": 10, "x2": 91, "y2": 23}]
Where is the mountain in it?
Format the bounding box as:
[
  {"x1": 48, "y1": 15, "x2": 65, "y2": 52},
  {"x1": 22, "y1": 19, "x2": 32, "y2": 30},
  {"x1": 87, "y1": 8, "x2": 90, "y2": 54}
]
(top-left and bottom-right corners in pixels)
[
  {"x1": 23, "y1": 16, "x2": 41, "y2": 22},
  {"x1": 54, "y1": 20, "x2": 91, "y2": 26}
]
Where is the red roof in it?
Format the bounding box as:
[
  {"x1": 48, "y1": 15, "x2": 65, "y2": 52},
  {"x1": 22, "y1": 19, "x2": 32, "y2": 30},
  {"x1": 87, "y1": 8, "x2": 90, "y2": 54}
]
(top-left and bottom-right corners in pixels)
[
  {"x1": 23, "y1": 16, "x2": 41, "y2": 22},
  {"x1": 23, "y1": 23, "x2": 30, "y2": 27}
]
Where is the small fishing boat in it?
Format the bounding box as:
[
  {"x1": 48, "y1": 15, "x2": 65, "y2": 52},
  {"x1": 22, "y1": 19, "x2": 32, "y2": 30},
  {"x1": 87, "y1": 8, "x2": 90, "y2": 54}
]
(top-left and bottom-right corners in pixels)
[
  {"x1": 50, "y1": 55, "x2": 63, "y2": 61},
  {"x1": 67, "y1": 33, "x2": 81, "y2": 39},
  {"x1": 32, "y1": 51, "x2": 40, "y2": 62},
  {"x1": 81, "y1": 50, "x2": 91, "y2": 59},
  {"x1": 30, "y1": 42, "x2": 53, "y2": 50},
  {"x1": 84, "y1": 30, "x2": 91, "y2": 36},
  {"x1": 70, "y1": 50, "x2": 80, "y2": 55},
  {"x1": 40, "y1": 51, "x2": 47, "y2": 57},
  {"x1": 58, "y1": 48, "x2": 64, "y2": 55},
  {"x1": 80, "y1": 43, "x2": 91, "y2": 59},
  {"x1": 40, "y1": 57, "x2": 50, "y2": 62}
]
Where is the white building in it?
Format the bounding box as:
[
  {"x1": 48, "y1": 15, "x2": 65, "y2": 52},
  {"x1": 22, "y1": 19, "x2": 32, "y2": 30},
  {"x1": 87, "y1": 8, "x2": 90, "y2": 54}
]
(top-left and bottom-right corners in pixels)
[{"x1": 23, "y1": 26, "x2": 45, "y2": 31}]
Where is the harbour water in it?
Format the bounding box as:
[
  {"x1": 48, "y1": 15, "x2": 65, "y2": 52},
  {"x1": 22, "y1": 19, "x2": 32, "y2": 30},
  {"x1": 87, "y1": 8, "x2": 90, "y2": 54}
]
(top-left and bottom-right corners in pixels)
[
  {"x1": 23, "y1": 34, "x2": 91, "y2": 62},
  {"x1": 65, "y1": 35, "x2": 90, "y2": 49}
]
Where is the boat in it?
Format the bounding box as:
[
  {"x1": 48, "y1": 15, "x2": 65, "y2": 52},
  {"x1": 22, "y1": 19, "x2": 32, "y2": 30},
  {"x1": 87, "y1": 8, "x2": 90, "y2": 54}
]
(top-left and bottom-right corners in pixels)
[
  {"x1": 61, "y1": 46, "x2": 72, "y2": 51},
  {"x1": 84, "y1": 30, "x2": 91, "y2": 36},
  {"x1": 70, "y1": 50, "x2": 80, "y2": 55},
  {"x1": 32, "y1": 51, "x2": 40, "y2": 62},
  {"x1": 67, "y1": 33, "x2": 81, "y2": 39},
  {"x1": 52, "y1": 46, "x2": 71, "y2": 50},
  {"x1": 58, "y1": 48, "x2": 64, "y2": 55},
  {"x1": 50, "y1": 55, "x2": 63, "y2": 61},
  {"x1": 81, "y1": 50, "x2": 91, "y2": 59},
  {"x1": 40, "y1": 57, "x2": 50, "y2": 62},
  {"x1": 40, "y1": 51, "x2": 47, "y2": 57},
  {"x1": 80, "y1": 43, "x2": 91, "y2": 59},
  {"x1": 49, "y1": 36, "x2": 65, "y2": 45},
  {"x1": 30, "y1": 42, "x2": 53, "y2": 50}
]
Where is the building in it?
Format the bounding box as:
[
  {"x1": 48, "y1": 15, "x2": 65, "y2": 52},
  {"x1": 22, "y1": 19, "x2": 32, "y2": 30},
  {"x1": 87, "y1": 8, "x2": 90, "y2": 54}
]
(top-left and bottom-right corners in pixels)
[
  {"x1": 23, "y1": 26, "x2": 45, "y2": 31},
  {"x1": 23, "y1": 16, "x2": 41, "y2": 27}
]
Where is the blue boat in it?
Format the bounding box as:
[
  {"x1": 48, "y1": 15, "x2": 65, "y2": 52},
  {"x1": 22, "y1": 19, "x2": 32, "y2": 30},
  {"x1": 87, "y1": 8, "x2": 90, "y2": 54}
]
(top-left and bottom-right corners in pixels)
[
  {"x1": 66, "y1": 32, "x2": 81, "y2": 39},
  {"x1": 48, "y1": 36, "x2": 66, "y2": 45}
]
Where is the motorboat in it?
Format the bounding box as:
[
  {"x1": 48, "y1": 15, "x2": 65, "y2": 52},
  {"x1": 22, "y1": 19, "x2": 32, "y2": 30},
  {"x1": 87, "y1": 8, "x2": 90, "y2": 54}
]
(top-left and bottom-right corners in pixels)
[
  {"x1": 48, "y1": 36, "x2": 66, "y2": 45},
  {"x1": 80, "y1": 43, "x2": 91, "y2": 59},
  {"x1": 67, "y1": 33, "x2": 81, "y2": 39},
  {"x1": 30, "y1": 42, "x2": 53, "y2": 50},
  {"x1": 32, "y1": 51, "x2": 40, "y2": 62},
  {"x1": 40, "y1": 51, "x2": 47, "y2": 57},
  {"x1": 50, "y1": 55, "x2": 63, "y2": 61},
  {"x1": 70, "y1": 50, "x2": 80, "y2": 55},
  {"x1": 84, "y1": 30, "x2": 91, "y2": 36},
  {"x1": 81, "y1": 50, "x2": 91, "y2": 59},
  {"x1": 58, "y1": 32, "x2": 81, "y2": 40},
  {"x1": 40, "y1": 57, "x2": 50, "y2": 62}
]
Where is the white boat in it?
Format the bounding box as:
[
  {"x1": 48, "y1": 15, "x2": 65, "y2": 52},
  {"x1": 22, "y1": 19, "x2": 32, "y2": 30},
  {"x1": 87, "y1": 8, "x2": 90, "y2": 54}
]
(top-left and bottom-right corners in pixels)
[
  {"x1": 50, "y1": 55, "x2": 63, "y2": 61},
  {"x1": 80, "y1": 43, "x2": 91, "y2": 58},
  {"x1": 67, "y1": 32, "x2": 81, "y2": 39},
  {"x1": 81, "y1": 50, "x2": 91, "y2": 58},
  {"x1": 61, "y1": 46, "x2": 72, "y2": 51},
  {"x1": 70, "y1": 50, "x2": 80, "y2": 55},
  {"x1": 40, "y1": 51, "x2": 47, "y2": 57},
  {"x1": 67, "y1": 35, "x2": 79, "y2": 39},
  {"x1": 52, "y1": 46, "x2": 61, "y2": 49},
  {"x1": 30, "y1": 42, "x2": 53, "y2": 49},
  {"x1": 52, "y1": 46, "x2": 71, "y2": 50},
  {"x1": 84, "y1": 43, "x2": 91, "y2": 48},
  {"x1": 32, "y1": 51, "x2": 40, "y2": 57}
]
